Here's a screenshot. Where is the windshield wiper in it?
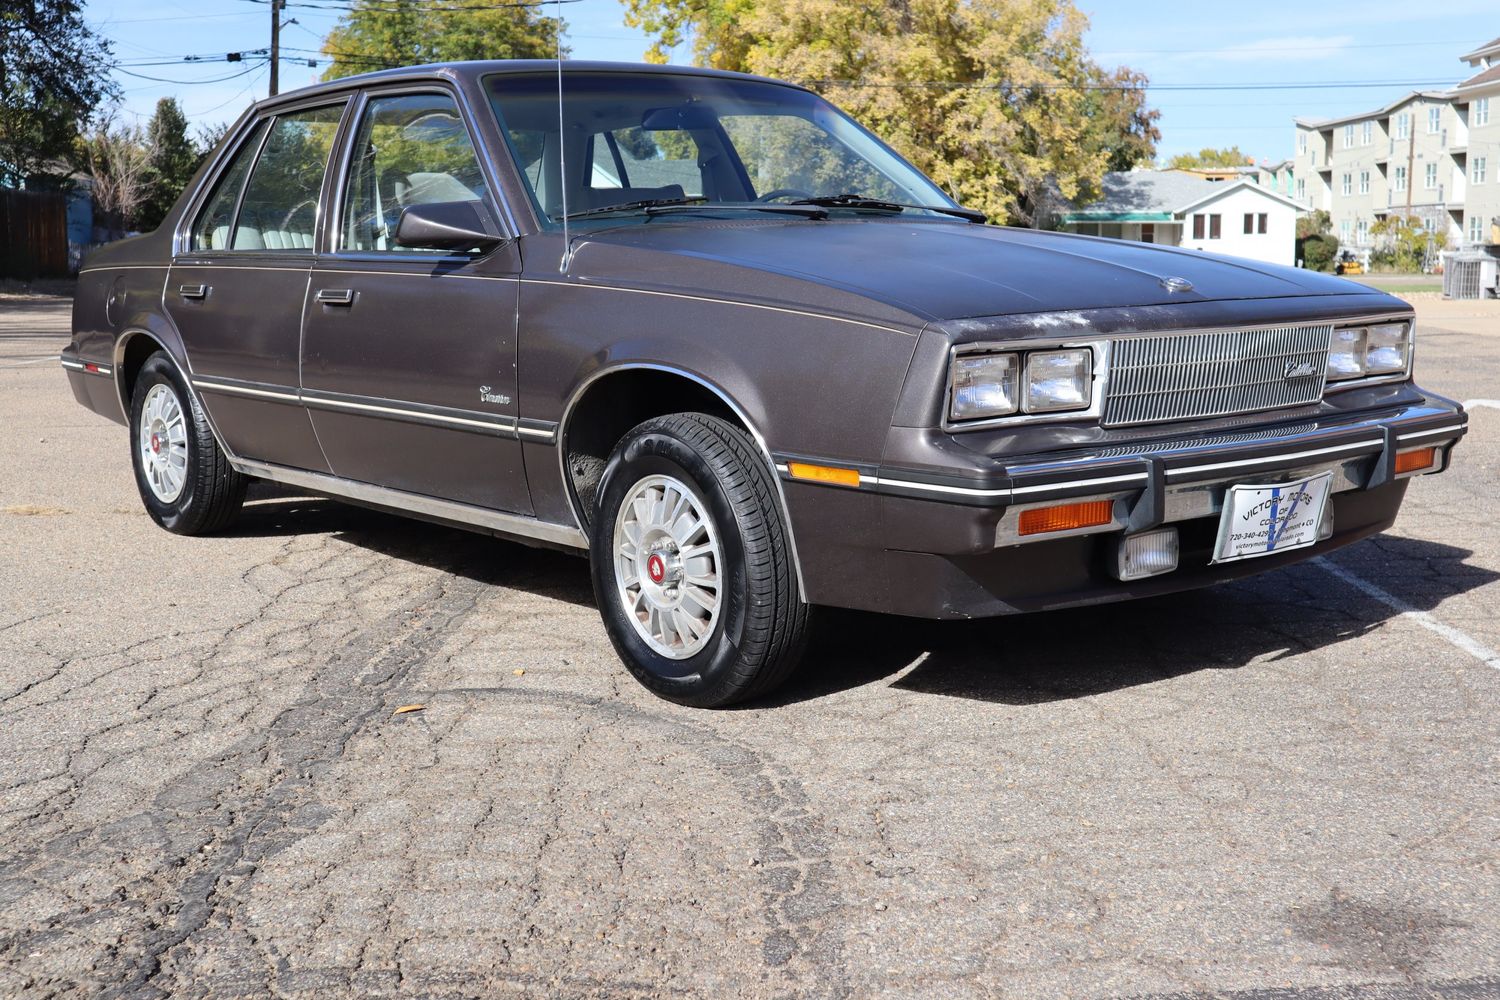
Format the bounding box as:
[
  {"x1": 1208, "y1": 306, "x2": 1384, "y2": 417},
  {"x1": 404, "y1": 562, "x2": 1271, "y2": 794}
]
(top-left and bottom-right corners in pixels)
[
  {"x1": 564, "y1": 196, "x2": 709, "y2": 221},
  {"x1": 643, "y1": 203, "x2": 828, "y2": 219},
  {"x1": 789, "y1": 194, "x2": 987, "y2": 223}
]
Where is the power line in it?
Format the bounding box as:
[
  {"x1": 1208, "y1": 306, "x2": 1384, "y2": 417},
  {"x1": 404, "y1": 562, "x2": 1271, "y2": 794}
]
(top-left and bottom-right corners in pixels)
[
  {"x1": 807, "y1": 78, "x2": 1462, "y2": 93},
  {"x1": 115, "y1": 61, "x2": 270, "y2": 86},
  {"x1": 238, "y1": 0, "x2": 581, "y2": 10}
]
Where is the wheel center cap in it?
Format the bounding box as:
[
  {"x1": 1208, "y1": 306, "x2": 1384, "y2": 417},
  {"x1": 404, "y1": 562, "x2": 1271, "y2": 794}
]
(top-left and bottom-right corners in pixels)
[
  {"x1": 646, "y1": 553, "x2": 667, "y2": 585},
  {"x1": 150, "y1": 432, "x2": 161, "y2": 454}
]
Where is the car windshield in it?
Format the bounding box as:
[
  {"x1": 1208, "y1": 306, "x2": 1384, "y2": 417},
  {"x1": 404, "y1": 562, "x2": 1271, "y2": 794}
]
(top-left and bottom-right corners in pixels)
[{"x1": 485, "y1": 71, "x2": 960, "y2": 227}]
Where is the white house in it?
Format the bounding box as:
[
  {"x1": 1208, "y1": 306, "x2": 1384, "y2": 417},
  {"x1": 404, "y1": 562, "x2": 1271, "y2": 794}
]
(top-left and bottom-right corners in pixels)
[{"x1": 1059, "y1": 171, "x2": 1304, "y2": 267}]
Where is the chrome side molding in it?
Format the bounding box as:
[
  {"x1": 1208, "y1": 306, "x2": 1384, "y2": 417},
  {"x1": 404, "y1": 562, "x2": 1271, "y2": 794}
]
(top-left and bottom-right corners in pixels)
[{"x1": 229, "y1": 457, "x2": 588, "y2": 551}]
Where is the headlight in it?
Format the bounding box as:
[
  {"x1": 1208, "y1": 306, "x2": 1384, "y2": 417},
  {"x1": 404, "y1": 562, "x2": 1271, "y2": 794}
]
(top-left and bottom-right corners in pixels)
[
  {"x1": 1025, "y1": 349, "x2": 1092, "y2": 413},
  {"x1": 950, "y1": 352, "x2": 1019, "y2": 420},
  {"x1": 1327, "y1": 322, "x2": 1412, "y2": 381},
  {"x1": 1364, "y1": 322, "x2": 1410, "y2": 374},
  {"x1": 1327, "y1": 327, "x2": 1367, "y2": 380},
  {"x1": 949, "y1": 347, "x2": 1094, "y2": 422}
]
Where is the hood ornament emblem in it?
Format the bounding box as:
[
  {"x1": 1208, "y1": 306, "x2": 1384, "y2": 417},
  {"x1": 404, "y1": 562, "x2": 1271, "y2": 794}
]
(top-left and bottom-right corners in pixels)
[{"x1": 1159, "y1": 276, "x2": 1194, "y2": 293}]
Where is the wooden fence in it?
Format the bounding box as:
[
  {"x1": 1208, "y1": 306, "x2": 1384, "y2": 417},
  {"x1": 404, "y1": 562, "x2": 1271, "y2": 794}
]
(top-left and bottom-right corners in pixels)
[{"x1": 0, "y1": 189, "x2": 69, "y2": 279}]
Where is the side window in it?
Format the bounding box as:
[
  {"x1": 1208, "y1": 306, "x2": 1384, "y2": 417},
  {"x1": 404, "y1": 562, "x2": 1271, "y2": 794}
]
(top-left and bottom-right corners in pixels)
[
  {"x1": 341, "y1": 92, "x2": 488, "y2": 253},
  {"x1": 232, "y1": 103, "x2": 346, "y2": 251},
  {"x1": 191, "y1": 120, "x2": 269, "y2": 251}
]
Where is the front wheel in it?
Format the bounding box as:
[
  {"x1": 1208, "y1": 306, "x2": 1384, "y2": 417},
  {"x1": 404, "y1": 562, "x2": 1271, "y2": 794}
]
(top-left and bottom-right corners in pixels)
[
  {"x1": 589, "y1": 413, "x2": 811, "y2": 707},
  {"x1": 129, "y1": 351, "x2": 247, "y2": 534}
]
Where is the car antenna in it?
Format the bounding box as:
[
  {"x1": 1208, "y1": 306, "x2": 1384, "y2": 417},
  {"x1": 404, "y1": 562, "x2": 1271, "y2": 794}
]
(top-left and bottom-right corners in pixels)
[{"x1": 555, "y1": 0, "x2": 572, "y2": 273}]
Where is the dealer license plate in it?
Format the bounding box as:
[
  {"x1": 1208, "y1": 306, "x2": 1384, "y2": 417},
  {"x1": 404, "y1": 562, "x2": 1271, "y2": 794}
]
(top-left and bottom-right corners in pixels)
[{"x1": 1212, "y1": 471, "x2": 1334, "y2": 564}]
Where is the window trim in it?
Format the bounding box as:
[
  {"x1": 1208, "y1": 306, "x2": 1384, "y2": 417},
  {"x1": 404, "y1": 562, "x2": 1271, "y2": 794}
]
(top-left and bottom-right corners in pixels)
[{"x1": 323, "y1": 83, "x2": 513, "y2": 262}]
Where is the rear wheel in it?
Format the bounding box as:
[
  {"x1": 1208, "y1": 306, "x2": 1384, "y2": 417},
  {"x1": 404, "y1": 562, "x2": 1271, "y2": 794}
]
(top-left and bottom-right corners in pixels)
[
  {"x1": 129, "y1": 351, "x2": 247, "y2": 534},
  {"x1": 589, "y1": 413, "x2": 810, "y2": 707}
]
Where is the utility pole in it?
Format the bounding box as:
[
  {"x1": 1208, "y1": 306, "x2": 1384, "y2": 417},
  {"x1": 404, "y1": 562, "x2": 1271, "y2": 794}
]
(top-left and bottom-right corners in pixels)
[{"x1": 269, "y1": 0, "x2": 282, "y2": 97}]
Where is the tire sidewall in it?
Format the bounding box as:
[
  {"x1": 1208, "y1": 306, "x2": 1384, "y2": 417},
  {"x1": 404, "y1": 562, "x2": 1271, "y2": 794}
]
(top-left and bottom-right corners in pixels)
[
  {"x1": 130, "y1": 354, "x2": 204, "y2": 532},
  {"x1": 590, "y1": 424, "x2": 752, "y2": 702}
]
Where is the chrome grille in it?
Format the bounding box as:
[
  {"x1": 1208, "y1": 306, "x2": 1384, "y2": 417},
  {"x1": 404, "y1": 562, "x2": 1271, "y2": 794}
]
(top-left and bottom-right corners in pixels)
[{"x1": 1102, "y1": 324, "x2": 1332, "y2": 427}]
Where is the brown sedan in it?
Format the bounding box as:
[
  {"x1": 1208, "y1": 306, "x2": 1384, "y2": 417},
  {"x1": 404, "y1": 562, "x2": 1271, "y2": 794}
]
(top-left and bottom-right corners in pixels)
[{"x1": 62, "y1": 61, "x2": 1468, "y2": 706}]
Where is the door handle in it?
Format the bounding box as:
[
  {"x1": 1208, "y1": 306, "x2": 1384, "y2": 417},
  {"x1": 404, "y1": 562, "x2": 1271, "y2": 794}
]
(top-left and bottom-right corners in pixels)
[
  {"x1": 178, "y1": 284, "x2": 209, "y2": 300},
  {"x1": 315, "y1": 288, "x2": 355, "y2": 306}
]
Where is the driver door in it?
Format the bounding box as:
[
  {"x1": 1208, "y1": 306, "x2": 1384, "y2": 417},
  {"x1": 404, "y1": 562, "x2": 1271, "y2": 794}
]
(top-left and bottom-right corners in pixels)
[{"x1": 300, "y1": 89, "x2": 530, "y2": 514}]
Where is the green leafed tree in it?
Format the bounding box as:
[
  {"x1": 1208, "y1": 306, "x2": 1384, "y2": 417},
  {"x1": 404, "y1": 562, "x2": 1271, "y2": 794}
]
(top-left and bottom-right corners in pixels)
[
  {"x1": 140, "y1": 98, "x2": 200, "y2": 230},
  {"x1": 319, "y1": 0, "x2": 565, "y2": 80},
  {"x1": 0, "y1": 0, "x2": 115, "y2": 187},
  {"x1": 1165, "y1": 146, "x2": 1254, "y2": 170},
  {"x1": 622, "y1": 0, "x2": 1158, "y2": 226}
]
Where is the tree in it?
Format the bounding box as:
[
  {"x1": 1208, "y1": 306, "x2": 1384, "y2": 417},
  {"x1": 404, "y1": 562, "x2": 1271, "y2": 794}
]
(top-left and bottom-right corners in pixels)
[
  {"x1": 1296, "y1": 209, "x2": 1331, "y2": 240},
  {"x1": 0, "y1": 0, "x2": 116, "y2": 187},
  {"x1": 140, "y1": 98, "x2": 199, "y2": 230},
  {"x1": 1371, "y1": 214, "x2": 1445, "y2": 273},
  {"x1": 1165, "y1": 146, "x2": 1254, "y2": 171},
  {"x1": 622, "y1": 0, "x2": 1158, "y2": 226},
  {"x1": 319, "y1": 0, "x2": 564, "y2": 79},
  {"x1": 82, "y1": 120, "x2": 153, "y2": 240}
]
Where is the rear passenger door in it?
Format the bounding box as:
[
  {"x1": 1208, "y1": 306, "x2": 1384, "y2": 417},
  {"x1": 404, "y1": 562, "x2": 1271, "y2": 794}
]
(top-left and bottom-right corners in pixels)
[
  {"x1": 167, "y1": 102, "x2": 347, "y2": 471},
  {"x1": 300, "y1": 88, "x2": 530, "y2": 514}
]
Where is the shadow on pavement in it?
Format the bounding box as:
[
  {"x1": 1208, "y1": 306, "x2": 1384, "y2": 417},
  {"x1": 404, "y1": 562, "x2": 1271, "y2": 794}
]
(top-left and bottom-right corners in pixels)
[
  {"x1": 230, "y1": 483, "x2": 596, "y2": 609},
  {"x1": 770, "y1": 535, "x2": 1498, "y2": 707},
  {"x1": 227, "y1": 484, "x2": 1495, "y2": 707}
]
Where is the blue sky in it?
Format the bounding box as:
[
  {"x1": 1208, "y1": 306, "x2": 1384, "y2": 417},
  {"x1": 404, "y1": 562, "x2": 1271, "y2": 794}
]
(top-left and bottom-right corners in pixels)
[{"x1": 91, "y1": 0, "x2": 1495, "y2": 164}]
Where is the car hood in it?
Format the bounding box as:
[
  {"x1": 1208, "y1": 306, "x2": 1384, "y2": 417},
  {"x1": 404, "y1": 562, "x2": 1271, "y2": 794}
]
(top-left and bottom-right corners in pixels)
[{"x1": 579, "y1": 218, "x2": 1378, "y2": 322}]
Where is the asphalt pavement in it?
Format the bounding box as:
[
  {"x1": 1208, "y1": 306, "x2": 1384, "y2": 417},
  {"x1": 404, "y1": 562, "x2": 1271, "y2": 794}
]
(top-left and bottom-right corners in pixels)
[{"x1": 1, "y1": 294, "x2": 1497, "y2": 999}]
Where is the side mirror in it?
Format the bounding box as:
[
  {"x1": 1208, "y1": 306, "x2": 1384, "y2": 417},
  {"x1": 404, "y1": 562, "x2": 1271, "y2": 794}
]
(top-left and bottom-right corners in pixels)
[{"x1": 394, "y1": 200, "x2": 504, "y2": 252}]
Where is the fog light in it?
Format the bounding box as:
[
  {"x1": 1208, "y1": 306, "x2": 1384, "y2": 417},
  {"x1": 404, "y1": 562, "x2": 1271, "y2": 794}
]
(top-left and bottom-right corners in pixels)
[
  {"x1": 1114, "y1": 528, "x2": 1179, "y2": 581},
  {"x1": 1394, "y1": 446, "x2": 1437, "y2": 476}
]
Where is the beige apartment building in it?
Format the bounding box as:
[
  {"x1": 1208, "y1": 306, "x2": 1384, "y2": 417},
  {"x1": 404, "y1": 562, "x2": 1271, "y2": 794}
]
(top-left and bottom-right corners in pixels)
[{"x1": 1291, "y1": 35, "x2": 1500, "y2": 256}]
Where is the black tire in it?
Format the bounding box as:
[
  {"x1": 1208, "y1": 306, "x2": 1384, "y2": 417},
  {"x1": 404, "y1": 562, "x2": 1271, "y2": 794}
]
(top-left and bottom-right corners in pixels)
[
  {"x1": 129, "y1": 351, "x2": 247, "y2": 535},
  {"x1": 589, "y1": 413, "x2": 811, "y2": 707}
]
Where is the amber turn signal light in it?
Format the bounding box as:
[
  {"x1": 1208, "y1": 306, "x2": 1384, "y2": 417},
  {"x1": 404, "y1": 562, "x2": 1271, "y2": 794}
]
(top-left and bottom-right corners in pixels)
[
  {"x1": 1394, "y1": 446, "x2": 1437, "y2": 476},
  {"x1": 1017, "y1": 500, "x2": 1115, "y2": 536},
  {"x1": 787, "y1": 462, "x2": 861, "y2": 488}
]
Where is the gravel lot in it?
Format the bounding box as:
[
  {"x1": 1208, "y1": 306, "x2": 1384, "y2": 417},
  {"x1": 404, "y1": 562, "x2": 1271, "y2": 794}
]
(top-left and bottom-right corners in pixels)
[{"x1": 2, "y1": 295, "x2": 1497, "y2": 999}]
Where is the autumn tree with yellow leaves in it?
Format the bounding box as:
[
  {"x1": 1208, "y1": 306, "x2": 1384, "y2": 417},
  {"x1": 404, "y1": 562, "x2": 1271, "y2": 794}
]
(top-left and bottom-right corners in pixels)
[{"x1": 623, "y1": 0, "x2": 1159, "y2": 225}]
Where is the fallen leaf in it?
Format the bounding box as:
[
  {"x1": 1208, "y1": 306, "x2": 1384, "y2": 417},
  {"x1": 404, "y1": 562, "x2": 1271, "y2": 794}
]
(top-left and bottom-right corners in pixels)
[
  {"x1": 2, "y1": 505, "x2": 69, "y2": 516},
  {"x1": 512, "y1": 669, "x2": 525, "y2": 676},
  {"x1": 391, "y1": 704, "x2": 425, "y2": 716}
]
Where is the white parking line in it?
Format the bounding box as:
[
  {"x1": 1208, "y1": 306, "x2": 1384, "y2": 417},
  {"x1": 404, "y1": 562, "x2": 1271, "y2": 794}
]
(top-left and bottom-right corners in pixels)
[
  {"x1": 0, "y1": 355, "x2": 61, "y2": 369},
  {"x1": 1464, "y1": 399, "x2": 1500, "y2": 410},
  {"x1": 1315, "y1": 557, "x2": 1500, "y2": 671}
]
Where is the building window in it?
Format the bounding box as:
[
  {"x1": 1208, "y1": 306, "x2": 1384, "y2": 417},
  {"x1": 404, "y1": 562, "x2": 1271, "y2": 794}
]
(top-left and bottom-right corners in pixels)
[
  {"x1": 1470, "y1": 215, "x2": 1485, "y2": 243},
  {"x1": 1357, "y1": 219, "x2": 1368, "y2": 243},
  {"x1": 1361, "y1": 121, "x2": 1372, "y2": 146},
  {"x1": 1298, "y1": 132, "x2": 1307, "y2": 154},
  {"x1": 1425, "y1": 162, "x2": 1438, "y2": 189},
  {"x1": 1340, "y1": 219, "x2": 1351, "y2": 241},
  {"x1": 1243, "y1": 212, "x2": 1254, "y2": 235},
  {"x1": 1359, "y1": 170, "x2": 1370, "y2": 194},
  {"x1": 1423, "y1": 216, "x2": 1437, "y2": 234},
  {"x1": 1343, "y1": 124, "x2": 1354, "y2": 148},
  {"x1": 1258, "y1": 213, "x2": 1268, "y2": 234},
  {"x1": 1209, "y1": 214, "x2": 1221, "y2": 239},
  {"x1": 1296, "y1": 178, "x2": 1306, "y2": 200},
  {"x1": 1140, "y1": 223, "x2": 1154, "y2": 244},
  {"x1": 1477, "y1": 98, "x2": 1491, "y2": 127},
  {"x1": 1193, "y1": 214, "x2": 1204, "y2": 239},
  {"x1": 1341, "y1": 173, "x2": 1351, "y2": 196},
  {"x1": 1474, "y1": 156, "x2": 1487, "y2": 184},
  {"x1": 1428, "y1": 106, "x2": 1441, "y2": 133},
  {"x1": 1395, "y1": 113, "x2": 1410, "y2": 140},
  {"x1": 1394, "y1": 165, "x2": 1407, "y2": 191}
]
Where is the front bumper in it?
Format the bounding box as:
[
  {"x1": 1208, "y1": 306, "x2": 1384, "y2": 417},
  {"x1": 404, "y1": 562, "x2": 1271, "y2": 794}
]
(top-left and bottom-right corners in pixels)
[{"x1": 777, "y1": 394, "x2": 1466, "y2": 618}]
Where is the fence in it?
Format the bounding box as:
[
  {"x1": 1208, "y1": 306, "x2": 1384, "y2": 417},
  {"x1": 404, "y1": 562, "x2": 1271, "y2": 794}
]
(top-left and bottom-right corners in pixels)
[{"x1": 0, "y1": 188, "x2": 69, "y2": 279}]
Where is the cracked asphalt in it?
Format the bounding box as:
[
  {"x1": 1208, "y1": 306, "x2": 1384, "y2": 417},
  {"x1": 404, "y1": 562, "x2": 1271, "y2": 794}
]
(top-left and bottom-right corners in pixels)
[{"x1": 1, "y1": 295, "x2": 1498, "y2": 999}]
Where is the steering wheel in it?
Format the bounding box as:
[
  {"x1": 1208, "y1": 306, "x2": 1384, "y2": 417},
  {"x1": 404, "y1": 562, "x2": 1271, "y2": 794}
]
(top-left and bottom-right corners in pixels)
[{"x1": 755, "y1": 188, "x2": 815, "y2": 203}]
